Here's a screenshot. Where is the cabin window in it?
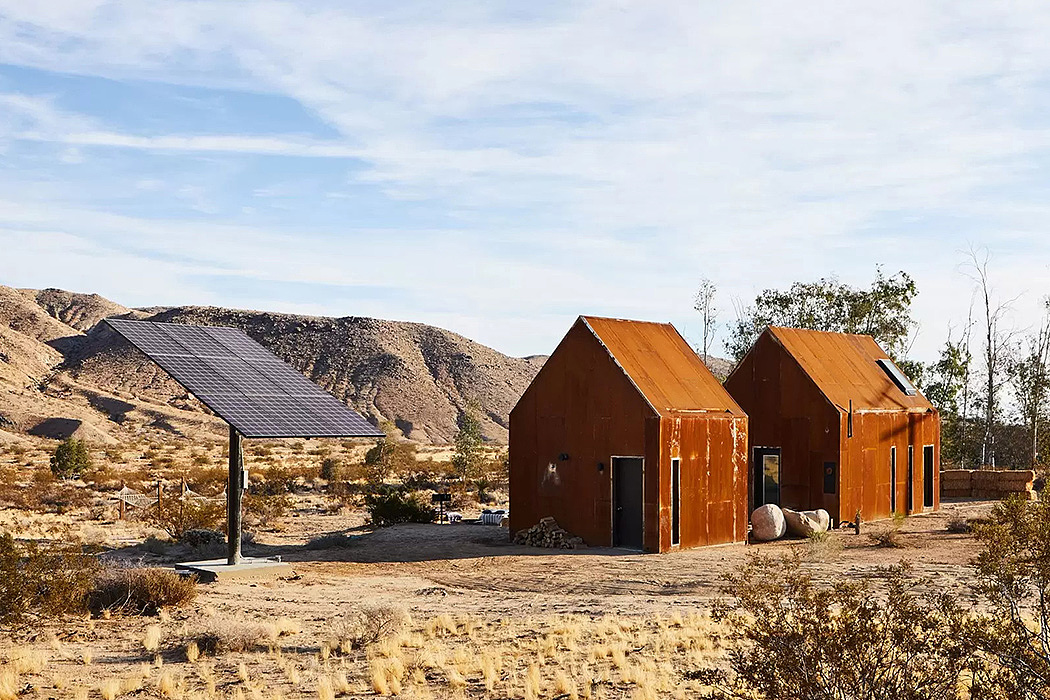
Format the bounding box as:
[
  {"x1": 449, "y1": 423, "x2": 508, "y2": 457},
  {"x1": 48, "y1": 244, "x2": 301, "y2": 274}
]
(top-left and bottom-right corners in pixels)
[
  {"x1": 877, "y1": 358, "x2": 918, "y2": 396},
  {"x1": 823, "y1": 462, "x2": 837, "y2": 494},
  {"x1": 890, "y1": 446, "x2": 897, "y2": 514},
  {"x1": 907, "y1": 445, "x2": 915, "y2": 513},
  {"x1": 671, "y1": 458, "x2": 681, "y2": 546}
]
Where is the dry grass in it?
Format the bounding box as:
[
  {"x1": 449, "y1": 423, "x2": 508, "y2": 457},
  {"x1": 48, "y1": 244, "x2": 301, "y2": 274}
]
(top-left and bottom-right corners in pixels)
[
  {"x1": 0, "y1": 610, "x2": 727, "y2": 699},
  {"x1": 90, "y1": 567, "x2": 197, "y2": 616}
]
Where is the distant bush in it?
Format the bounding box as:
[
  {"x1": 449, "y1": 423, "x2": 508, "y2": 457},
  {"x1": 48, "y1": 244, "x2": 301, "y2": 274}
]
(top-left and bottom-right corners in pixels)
[
  {"x1": 89, "y1": 566, "x2": 197, "y2": 615},
  {"x1": 184, "y1": 618, "x2": 272, "y2": 655},
  {"x1": 327, "y1": 604, "x2": 410, "y2": 651},
  {"x1": 0, "y1": 533, "x2": 100, "y2": 625},
  {"x1": 320, "y1": 456, "x2": 344, "y2": 482},
  {"x1": 363, "y1": 487, "x2": 435, "y2": 526},
  {"x1": 363, "y1": 422, "x2": 417, "y2": 485},
  {"x1": 244, "y1": 490, "x2": 290, "y2": 529},
  {"x1": 50, "y1": 438, "x2": 93, "y2": 480},
  {"x1": 146, "y1": 496, "x2": 225, "y2": 540}
]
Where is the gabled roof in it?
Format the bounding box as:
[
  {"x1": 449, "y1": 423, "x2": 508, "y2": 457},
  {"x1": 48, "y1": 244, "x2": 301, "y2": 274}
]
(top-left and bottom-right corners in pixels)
[
  {"x1": 764, "y1": 326, "x2": 935, "y2": 413},
  {"x1": 581, "y1": 316, "x2": 745, "y2": 417}
]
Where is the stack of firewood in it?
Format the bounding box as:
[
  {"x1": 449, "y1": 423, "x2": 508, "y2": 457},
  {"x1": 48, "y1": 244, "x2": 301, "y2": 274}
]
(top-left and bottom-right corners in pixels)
[{"x1": 513, "y1": 516, "x2": 586, "y2": 549}]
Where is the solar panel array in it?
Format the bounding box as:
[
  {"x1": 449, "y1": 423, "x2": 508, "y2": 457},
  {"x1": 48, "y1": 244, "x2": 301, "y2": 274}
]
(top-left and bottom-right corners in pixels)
[{"x1": 106, "y1": 318, "x2": 384, "y2": 439}]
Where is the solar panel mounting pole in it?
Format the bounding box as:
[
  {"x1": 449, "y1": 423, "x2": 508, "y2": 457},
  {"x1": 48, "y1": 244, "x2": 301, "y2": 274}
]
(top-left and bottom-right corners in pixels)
[{"x1": 228, "y1": 425, "x2": 244, "y2": 565}]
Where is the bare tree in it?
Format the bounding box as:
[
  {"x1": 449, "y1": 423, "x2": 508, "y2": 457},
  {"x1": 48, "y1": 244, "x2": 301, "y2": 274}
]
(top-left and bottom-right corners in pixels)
[
  {"x1": 693, "y1": 278, "x2": 718, "y2": 363},
  {"x1": 962, "y1": 247, "x2": 1020, "y2": 467},
  {"x1": 1010, "y1": 297, "x2": 1050, "y2": 466}
]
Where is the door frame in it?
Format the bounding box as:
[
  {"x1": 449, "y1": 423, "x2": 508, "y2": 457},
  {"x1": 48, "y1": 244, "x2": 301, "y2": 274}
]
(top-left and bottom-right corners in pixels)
[
  {"x1": 610, "y1": 455, "x2": 645, "y2": 550},
  {"x1": 752, "y1": 446, "x2": 782, "y2": 508}
]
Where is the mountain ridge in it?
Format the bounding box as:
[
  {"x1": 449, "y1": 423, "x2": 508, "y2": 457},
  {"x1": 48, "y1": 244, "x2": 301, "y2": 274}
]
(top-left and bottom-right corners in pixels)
[{"x1": 0, "y1": 285, "x2": 543, "y2": 444}]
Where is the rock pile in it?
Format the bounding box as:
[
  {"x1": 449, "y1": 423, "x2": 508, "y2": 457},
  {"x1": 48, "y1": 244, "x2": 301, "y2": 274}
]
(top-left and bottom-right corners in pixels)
[{"x1": 514, "y1": 517, "x2": 586, "y2": 549}]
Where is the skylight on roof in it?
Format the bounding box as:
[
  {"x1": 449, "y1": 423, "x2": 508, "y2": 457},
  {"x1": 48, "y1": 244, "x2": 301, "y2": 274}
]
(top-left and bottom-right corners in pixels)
[{"x1": 876, "y1": 358, "x2": 918, "y2": 396}]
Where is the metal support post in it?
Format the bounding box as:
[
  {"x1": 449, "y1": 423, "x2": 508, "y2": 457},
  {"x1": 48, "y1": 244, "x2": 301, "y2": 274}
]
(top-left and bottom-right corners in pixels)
[{"x1": 228, "y1": 425, "x2": 244, "y2": 565}]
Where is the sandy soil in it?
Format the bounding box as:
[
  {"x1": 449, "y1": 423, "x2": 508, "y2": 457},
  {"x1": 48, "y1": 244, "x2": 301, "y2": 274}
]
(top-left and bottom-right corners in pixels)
[{"x1": 1, "y1": 499, "x2": 997, "y2": 699}]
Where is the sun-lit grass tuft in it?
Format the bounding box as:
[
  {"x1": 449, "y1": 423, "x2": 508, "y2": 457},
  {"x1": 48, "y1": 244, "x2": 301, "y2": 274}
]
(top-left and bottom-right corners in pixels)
[
  {"x1": 99, "y1": 678, "x2": 122, "y2": 700},
  {"x1": 0, "y1": 669, "x2": 21, "y2": 700},
  {"x1": 317, "y1": 675, "x2": 335, "y2": 700},
  {"x1": 143, "y1": 624, "x2": 162, "y2": 653}
]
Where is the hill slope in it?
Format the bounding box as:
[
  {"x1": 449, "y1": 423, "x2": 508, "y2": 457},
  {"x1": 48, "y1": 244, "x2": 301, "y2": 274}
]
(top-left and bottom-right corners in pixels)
[{"x1": 0, "y1": 285, "x2": 541, "y2": 444}]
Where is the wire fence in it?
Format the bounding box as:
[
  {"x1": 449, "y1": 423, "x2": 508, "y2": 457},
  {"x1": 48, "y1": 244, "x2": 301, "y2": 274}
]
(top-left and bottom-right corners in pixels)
[{"x1": 111, "y1": 481, "x2": 226, "y2": 518}]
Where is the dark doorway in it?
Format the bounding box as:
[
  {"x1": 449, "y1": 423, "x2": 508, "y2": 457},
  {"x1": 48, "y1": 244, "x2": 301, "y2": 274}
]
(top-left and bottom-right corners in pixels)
[
  {"x1": 612, "y1": 457, "x2": 644, "y2": 550},
  {"x1": 906, "y1": 445, "x2": 915, "y2": 514},
  {"x1": 923, "y1": 445, "x2": 935, "y2": 508},
  {"x1": 753, "y1": 447, "x2": 781, "y2": 508}
]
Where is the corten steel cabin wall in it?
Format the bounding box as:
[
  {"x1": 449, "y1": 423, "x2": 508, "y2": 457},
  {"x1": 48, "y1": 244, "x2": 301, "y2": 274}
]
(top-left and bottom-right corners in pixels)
[
  {"x1": 723, "y1": 331, "x2": 840, "y2": 515},
  {"x1": 658, "y1": 414, "x2": 749, "y2": 550},
  {"x1": 840, "y1": 410, "x2": 940, "y2": 521},
  {"x1": 725, "y1": 327, "x2": 941, "y2": 523},
  {"x1": 511, "y1": 316, "x2": 749, "y2": 552},
  {"x1": 509, "y1": 320, "x2": 658, "y2": 548}
]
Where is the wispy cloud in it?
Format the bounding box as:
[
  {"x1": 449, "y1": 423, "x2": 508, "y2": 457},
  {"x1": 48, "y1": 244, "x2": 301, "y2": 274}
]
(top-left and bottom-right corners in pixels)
[{"x1": 0, "y1": 2, "x2": 1048, "y2": 356}]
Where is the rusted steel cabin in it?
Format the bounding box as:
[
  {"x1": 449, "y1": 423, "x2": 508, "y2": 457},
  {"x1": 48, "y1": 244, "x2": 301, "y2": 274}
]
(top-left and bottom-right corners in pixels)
[
  {"x1": 724, "y1": 326, "x2": 940, "y2": 523},
  {"x1": 510, "y1": 316, "x2": 748, "y2": 552}
]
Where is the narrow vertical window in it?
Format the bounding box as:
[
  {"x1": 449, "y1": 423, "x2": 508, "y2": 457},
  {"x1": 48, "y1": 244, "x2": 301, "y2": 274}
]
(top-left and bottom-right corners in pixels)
[
  {"x1": 907, "y1": 445, "x2": 914, "y2": 513},
  {"x1": 671, "y1": 458, "x2": 680, "y2": 546},
  {"x1": 890, "y1": 446, "x2": 897, "y2": 515}
]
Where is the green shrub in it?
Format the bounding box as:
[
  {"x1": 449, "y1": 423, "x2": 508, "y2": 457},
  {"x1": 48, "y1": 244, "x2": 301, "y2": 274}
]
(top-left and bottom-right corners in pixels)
[
  {"x1": 50, "y1": 438, "x2": 93, "y2": 480},
  {"x1": 363, "y1": 487, "x2": 435, "y2": 526},
  {"x1": 0, "y1": 533, "x2": 100, "y2": 625},
  {"x1": 89, "y1": 567, "x2": 197, "y2": 615},
  {"x1": 320, "y1": 456, "x2": 343, "y2": 482}
]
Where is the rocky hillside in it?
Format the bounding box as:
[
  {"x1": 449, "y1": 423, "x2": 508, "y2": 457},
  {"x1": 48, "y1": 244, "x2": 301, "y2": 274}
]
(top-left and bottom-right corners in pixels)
[
  {"x1": 0, "y1": 285, "x2": 542, "y2": 444},
  {"x1": 0, "y1": 284, "x2": 735, "y2": 447}
]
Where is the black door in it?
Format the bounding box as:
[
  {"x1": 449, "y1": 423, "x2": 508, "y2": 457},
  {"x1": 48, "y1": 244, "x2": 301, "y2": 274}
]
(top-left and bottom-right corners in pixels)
[
  {"x1": 753, "y1": 447, "x2": 781, "y2": 508},
  {"x1": 923, "y1": 445, "x2": 935, "y2": 508},
  {"x1": 612, "y1": 457, "x2": 643, "y2": 550}
]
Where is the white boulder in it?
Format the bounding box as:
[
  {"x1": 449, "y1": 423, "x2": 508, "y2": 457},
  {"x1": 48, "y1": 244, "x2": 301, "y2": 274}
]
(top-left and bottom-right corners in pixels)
[
  {"x1": 751, "y1": 504, "x2": 787, "y2": 541},
  {"x1": 782, "y1": 508, "x2": 831, "y2": 537}
]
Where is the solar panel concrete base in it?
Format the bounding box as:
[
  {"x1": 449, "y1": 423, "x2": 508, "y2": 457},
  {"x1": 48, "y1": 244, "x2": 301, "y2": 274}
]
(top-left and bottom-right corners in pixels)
[{"x1": 175, "y1": 557, "x2": 292, "y2": 583}]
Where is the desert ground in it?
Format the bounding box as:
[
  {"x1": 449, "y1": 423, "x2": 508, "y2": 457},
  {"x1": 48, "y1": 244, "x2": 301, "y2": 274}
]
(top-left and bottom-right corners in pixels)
[{"x1": 0, "y1": 437, "x2": 997, "y2": 699}]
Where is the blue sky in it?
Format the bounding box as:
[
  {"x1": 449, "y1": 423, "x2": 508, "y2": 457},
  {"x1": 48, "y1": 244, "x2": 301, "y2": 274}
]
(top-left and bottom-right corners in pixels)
[{"x1": 0, "y1": 1, "x2": 1048, "y2": 359}]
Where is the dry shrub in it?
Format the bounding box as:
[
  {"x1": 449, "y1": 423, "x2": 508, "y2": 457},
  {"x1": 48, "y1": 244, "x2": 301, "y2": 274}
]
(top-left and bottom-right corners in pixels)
[
  {"x1": 712, "y1": 554, "x2": 969, "y2": 699},
  {"x1": 0, "y1": 533, "x2": 100, "y2": 625},
  {"x1": 182, "y1": 618, "x2": 273, "y2": 655},
  {"x1": 805, "y1": 530, "x2": 843, "y2": 561},
  {"x1": 145, "y1": 496, "x2": 225, "y2": 539},
  {"x1": 89, "y1": 567, "x2": 197, "y2": 615},
  {"x1": 328, "y1": 604, "x2": 411, "y2": 651},
  {"x1": 869, "y1": 528, "x2": 908, "y2": 548},
  {"x1": 946, "y1": 516, "x2": 972, "y2": 534}
]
